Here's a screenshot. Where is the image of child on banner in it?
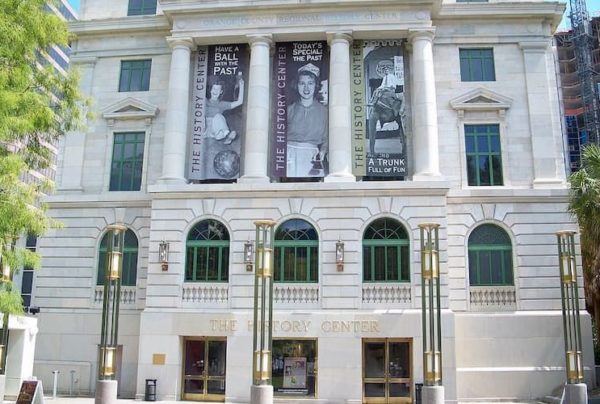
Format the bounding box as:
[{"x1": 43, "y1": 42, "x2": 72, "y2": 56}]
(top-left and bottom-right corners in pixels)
[
  {"x1": 205, "y1": 73, "x2": 244, "y2": 145},
  {"x1": 286, "y1": 63, "x2": 328, "y2": 177}
]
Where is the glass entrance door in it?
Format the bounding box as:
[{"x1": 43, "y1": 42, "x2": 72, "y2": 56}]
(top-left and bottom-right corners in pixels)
[
  {"x1": 363, "y1": 339, "x2": 411, "y2": 404},
  {"x1": 182, "y1": 338, "x2": 226, "y2": 402}
]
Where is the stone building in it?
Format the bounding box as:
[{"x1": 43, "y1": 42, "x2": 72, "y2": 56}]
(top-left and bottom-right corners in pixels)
[{"x1": 33, "y1": 0, "x2": 594, "y2": 401}]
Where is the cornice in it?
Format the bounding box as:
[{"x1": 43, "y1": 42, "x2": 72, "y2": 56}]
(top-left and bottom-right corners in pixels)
[
  {"x1": 435, "y1": 2, "x2": 565, "y2": 31},
  {"x1": 69, "y1": 15, "x2": 171, "y2": 36}
]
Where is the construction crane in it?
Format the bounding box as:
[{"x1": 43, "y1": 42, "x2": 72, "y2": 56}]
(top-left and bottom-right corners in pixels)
[{"x1": 569, "y1": 0, "x2": 600, "y2": 156}]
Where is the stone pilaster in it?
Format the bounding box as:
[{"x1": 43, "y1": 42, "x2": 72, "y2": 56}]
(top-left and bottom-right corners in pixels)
[
  {"x1": 325, "y1": 32, "x2": 355, "y2": 182},
  {"x1": 239, "y1": 35, "x2": 273, "y2": 183},
  {"x1": 520, "y1": 41, "x2": 564, "y2": 187},
  {"x1": 409, "y1": 29, "x2": 441, "y2": 180},
  {"x1": 159, "y1": 37, "x2": 194, "y2": 184},
  {"x1": 58, "y1": 57, "x2": 97, "y2": 192}
]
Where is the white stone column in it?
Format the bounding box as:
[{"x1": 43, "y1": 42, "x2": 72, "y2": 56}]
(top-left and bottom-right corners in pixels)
[
  {"x1": 520, "y1": 41, "x2": 564, "y2": 188},
  {"x1": 409, "y1": 29, "x2": 441, "y2": 180},
  {"x1": 325, "y1": 32, "x2": 355, "y2": 182},
  {"x1": 240, "y1": 35, "x2": 272, "y2": 183},
  {"x1": 58, "y1": 57, "x2": 96, "y2": 192},
  {"x1": 160, "y1": 37, "x2": 194, "y2": 184}
]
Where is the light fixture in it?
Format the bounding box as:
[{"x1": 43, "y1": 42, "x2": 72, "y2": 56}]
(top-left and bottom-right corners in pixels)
[
  {"x1": 159, "y1": 240, "x2": 169, "y2": 271},
  {"x1": 100, "y1": 346, "x2": 117, "y2": 376},
  {"x1": 335, "y1": 240, "x2": 344, "y2": 272},
  {"x1": 244, "y1": 240, "x2": 254, "y2": 272}
]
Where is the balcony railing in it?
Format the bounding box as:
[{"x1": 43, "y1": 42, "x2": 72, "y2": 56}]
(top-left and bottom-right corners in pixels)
[
  {"x1": 469, "y1": 285, "x2": 517, "y2": 311},
  {"x1": 273, "y1": 283, "x2": 319, "y2": 307},
  {"x1": 182, "y1": 283, "x2": 229, "y2": 305},
  {"x1": 362, "y1": 283, "x2": 412, "y2": 307},
  {"x1": 93, "y1": 285, "x2": 136, "y2": 305}
]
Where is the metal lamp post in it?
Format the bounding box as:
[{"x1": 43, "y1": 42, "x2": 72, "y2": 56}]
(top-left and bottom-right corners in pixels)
[
  {"x1": 556, "y1": 231, "x2": 587, "y2": 404},
  {"x1": 96, "y1": 224, "x2": 126, "y2": 404},
  {"x1": 251, "y1": 220, "x2": 275, "y2": 404},
  {"x1": 419, "y1": 223, "x2": 444, "y2": 404}
]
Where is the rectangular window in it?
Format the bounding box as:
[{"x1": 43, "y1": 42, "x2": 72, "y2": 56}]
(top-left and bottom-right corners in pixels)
[
  {"x1": 465, "y1": 124, "x2": 503, "y2": 186},
  {"x1": 459, "y1": 48, "x2": 495, "y2": 81},
  {"x1": 119, "y1": 60, "x2": 151, "y2": 92},
  {"x1": 110, "y1": 132, "x2": 145, "y2": 191},
  {"x1": 127, "y1": 0, "x2": 157, "y2": 16},
  {"x1": 21, "y1": 235, "x2": 37, "y2": 309}
]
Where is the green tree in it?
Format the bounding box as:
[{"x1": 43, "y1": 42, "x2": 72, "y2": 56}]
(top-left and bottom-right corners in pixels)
[
  {"x1": 568, "y1": 144, "x2": 600, "y2": 350},
  {"x1": 0, "y1": 0, "x2": 85, "y2": 314}
]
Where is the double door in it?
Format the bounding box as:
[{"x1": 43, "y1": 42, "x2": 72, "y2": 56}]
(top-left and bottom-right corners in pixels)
[
  {"x1": 363, "y1": 339, "x2": 412, "y2": 404},
  {"x1": 182, "y1": 338, "x2": 226, "y2": 402}
]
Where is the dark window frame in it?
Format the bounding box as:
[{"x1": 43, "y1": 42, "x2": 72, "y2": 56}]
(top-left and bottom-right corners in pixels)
[
  {"x1": 118, "y1": 59, "x2": 152, "y2": 92},
  {"x1": 468, "y1": 224, "x2": 514, "y2": 286},
  {"x1": 185, "y1": 220, "x2": 230, "y2": 283},
  {"x1": 459, "y1": 48, "x2": 496, "y2": 82},
  {"x1": 97, "y1": 229, "x2": 139, "y2": 287},
  {"x1": 109, "y1": 132, "x2": 145, "y2": 191},
  {"x1": 362, "y1": 218, "x2": 410, "y2": 282},
  {"x1": 127, "y1": 0, "x2": 157, "y2": 16},
  {"x1": 274, "y1": 219, "x2": 319, "y2": 283},
  {"x1": 465, "y1": 124, "x2": 503, "y2": 186}
]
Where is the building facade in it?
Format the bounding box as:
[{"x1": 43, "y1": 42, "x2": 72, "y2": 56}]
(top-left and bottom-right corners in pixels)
[{"x1": 33, "y1": 0, "x2": 595, "y2": 401}]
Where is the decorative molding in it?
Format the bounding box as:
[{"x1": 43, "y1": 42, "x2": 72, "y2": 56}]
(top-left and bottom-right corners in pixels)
[
  {"x1": 102, "y1": 97, "x2": 159, "y2": 124},
  {"x1": 450, "y1": 88, "x2": 513, "y2": 113}
]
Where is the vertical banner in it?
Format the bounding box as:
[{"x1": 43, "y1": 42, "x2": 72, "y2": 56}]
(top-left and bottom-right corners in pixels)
[
  {"x1": 189, "y1": 44, "x2": 248, "y2": 180},
  {"x1": 272, "y1": 41, "x2": 329, "y2": 178},
  {"x1": 352, "y1": 41, "x2": 407, "y2": 178}
]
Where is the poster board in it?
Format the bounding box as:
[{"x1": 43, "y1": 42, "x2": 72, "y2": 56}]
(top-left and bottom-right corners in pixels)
[
  {"x1": 16, "y1": 380, "x2": 44, "y2": 404},
  {"x1": 282, "y1": 356, "x2": 307, "y2": 389}
]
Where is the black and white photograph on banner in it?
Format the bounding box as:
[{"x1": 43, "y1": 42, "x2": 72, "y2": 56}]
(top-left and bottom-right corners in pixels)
[
  {"x1": 272, "y1": 41, "x2": 329, "y2": 179},
  {"x1": 351, "y1": 40, "x2": 407, "y2": 178},
  {"x1": 189, "y1": 44, "x2": 248, "y2": 180}
]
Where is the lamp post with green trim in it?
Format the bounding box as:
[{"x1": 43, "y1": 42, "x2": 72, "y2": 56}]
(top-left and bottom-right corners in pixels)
[
  {"x1": 251, "y1": 220, "x2": 275, "y2": 404},
  {"x1": 96, "y1": 224, "x2": 126, "y2": 404},
  {"x1": 556, "y1": 230, "x2": 587, "y2": 404},
  {"x1": 419, "y1": 223, "x2": 444, "y2": 404}
]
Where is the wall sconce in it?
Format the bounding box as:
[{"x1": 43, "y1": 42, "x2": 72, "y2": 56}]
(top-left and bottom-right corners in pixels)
[
  {"x1": 244, "y1": 240, "x2": 254, "y2": 272},
  {"x1": 159, "y1": 241, "x2": 169, "y2": 271},
  {"x1": 336, "y1": 240, "x2": 344, "y2": 272}
]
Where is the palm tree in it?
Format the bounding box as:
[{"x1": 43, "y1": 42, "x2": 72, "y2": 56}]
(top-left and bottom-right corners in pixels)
[{"x1": 568, "y1": 143, "x2": 600, "y2": 347}]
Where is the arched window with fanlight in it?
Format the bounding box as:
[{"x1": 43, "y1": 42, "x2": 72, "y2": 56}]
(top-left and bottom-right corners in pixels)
[
  {"x1": 363, "y1": 218, "x2": 410, "y2": 282},
  {"x1": 186, "y1": 219, "x2": 230, "y2": 282},
  {"x1": 274, "y1": 219, "x2": 319, "y2": 283},
  {"x1": 468, "y1": 224, "x2": 513, "y2": 286},
  {"x1": 97, "y1": 229, "x2": 138, "y2": 286}
]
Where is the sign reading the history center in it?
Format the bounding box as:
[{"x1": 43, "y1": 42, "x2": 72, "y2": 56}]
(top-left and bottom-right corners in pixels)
[
  {"x1": 272, "y1": 41, "x2": 329, "y2": 178},
  {"x1": 352, "y1": 40, "x2": 407, "y2": 178},
  {"x1": 189, "y1": 44, "x2": 249, "y2": 180}
]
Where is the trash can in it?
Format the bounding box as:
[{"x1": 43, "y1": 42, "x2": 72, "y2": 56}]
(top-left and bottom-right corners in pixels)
[
  {"x1": 415, "y1": 383, "x2": 423, "y2": 404},
  {"x1": 144, "y1": 379, "x2": 157, "y2": 401}
]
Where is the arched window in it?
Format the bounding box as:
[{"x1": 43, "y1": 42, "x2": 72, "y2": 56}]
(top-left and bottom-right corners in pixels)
[
  {"x1": 274, "y1": 219, "x2": 318, "y2": 283},
  {"x1": 186, "y1": 220, "x2": 229, "y2": 282},
  {"x1": 468, "y1": 224, "x2": 513, "y2": 286},
  {"x1": 363, "y1": 218, "x2": 410, "y2": 282},
  {"x1": 97, "y1": 229, "x2": 138, "y2": 286}
]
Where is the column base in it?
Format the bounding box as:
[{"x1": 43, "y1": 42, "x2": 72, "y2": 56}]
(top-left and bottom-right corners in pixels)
[
  {"x1": 562, "y1": 383, "x2": 587, "y2": 404},
  {"x1": 250, "y1": 384, "x2": 273, "y2": 404},
  {"x1": 157, "y1": 176, "x2": 188, "y2": 185},
  {"x1": 324, "y1": 173, "x2": 356, "y2": 183},
  {"x1": 533, "y1": 177, "x2": 564, "y2": 189},
  {"x1": 422, "y1": 385, "x2": 444, "y2": 404},
  {"x1": 95, "y1": 379, "x2": 118, "y2": 404},
  {"x1": 238, "y1": 175, "x2": 271, "y2": 184}
]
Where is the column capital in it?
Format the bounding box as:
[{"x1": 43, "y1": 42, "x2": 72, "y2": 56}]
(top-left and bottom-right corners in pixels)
[
  {"x1": 408, "y1": 28, "x2": 436, "y2": 43},
  {"x1": 519, "y1": 40, "x2": 550, "y2": 52},
  {"x1": 166, "y1": 37, "x2": 194, "y2": 50},
  {"x1": 247, "y1": 34, "x2": 273, "y2": 47},
  {"x1": 326, "y1": 31, "x2": 353, "y2": 45}
]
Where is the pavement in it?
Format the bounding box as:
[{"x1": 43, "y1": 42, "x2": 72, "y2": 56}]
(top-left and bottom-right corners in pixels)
[{"x1": 2, "y1": 398, "x2": 552, "y2": 404}]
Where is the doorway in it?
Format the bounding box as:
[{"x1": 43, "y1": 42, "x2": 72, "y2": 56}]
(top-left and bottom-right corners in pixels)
[
  {"x1": 182, "y1": 338, "x2": 226, "y2": 401},
  {"x1": 362, "y1": 338, "x2": 412, "y2": 403}
]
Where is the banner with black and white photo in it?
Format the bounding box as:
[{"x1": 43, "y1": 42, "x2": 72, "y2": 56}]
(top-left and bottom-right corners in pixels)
[
  {"x1": 351, "y1": 40, "x2": 407, "y2": 178},
  {"x1": 189, "y1": 44, "x2": 248, "y2": 180},
  {"x1": 272, "y1": 41, "x2": 329, "y2": 178}
]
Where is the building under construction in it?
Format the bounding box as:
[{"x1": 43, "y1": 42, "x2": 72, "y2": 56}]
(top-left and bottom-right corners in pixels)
[{"x1": 555, "y1": 16, "x2": 600, "y2": 171}]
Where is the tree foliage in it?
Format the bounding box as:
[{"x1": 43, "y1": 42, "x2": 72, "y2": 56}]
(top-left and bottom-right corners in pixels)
[
  {"x1": 568, "y1": 144, "x2": 600, "y2": 347},
  {"x1": 0, "y1": 0, "x2": 84, "y2": 314}
]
